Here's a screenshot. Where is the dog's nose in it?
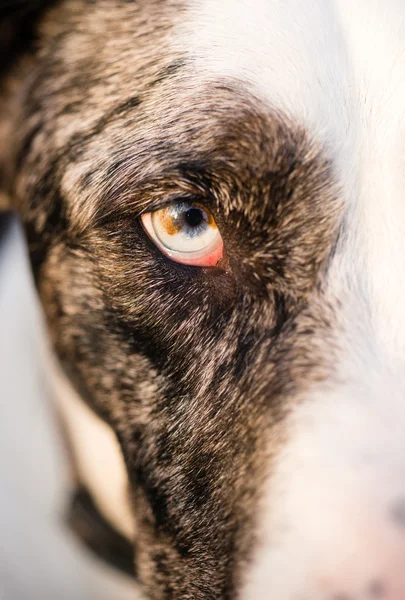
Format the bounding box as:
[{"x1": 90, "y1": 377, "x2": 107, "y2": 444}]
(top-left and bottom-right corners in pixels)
[
  {"x1": 243, "y1": 487, "x2": 405, "y2": 600},
  {"x1": 298, "y1": 498, "x2": 405, "y2": 599}
]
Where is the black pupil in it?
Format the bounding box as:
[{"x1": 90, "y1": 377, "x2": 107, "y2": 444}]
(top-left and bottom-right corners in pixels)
[{"x1": 184, "y1": 207, "x2": 204, "y2": 228}]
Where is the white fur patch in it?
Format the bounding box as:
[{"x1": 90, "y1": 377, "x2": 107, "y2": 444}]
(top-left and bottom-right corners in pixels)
[{"x1": 181, "y1": 0, "x2": 351, "y2": 143}]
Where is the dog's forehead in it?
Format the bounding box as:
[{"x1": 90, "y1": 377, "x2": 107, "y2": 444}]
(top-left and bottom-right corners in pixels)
[
  {"x1": 181, "y1": 0, "x2": 405, "y2": 134},
  {"x1": 180, "y1": 0, "x2": 350, "y2": 141},
  {"x1": 178, "y1": 0, "x2": 405, "y2": 344},
  {"x1": 56, "y1": 0, "x2": 404, "y2": 245}
]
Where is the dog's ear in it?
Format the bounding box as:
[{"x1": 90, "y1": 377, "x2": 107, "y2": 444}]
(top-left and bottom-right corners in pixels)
[{"x1": 0, "y1": 0, "x2": 55, "y2": 76}]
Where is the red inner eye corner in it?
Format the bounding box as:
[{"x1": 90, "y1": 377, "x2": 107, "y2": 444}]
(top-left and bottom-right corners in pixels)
[{"x1": 193, "y1": 241, "x2": 224, "y2": 267}]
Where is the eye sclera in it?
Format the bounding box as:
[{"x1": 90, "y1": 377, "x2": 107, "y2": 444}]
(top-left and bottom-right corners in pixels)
[{"x1": 141, "y1": 203, "x2": 224, "y2": 267}]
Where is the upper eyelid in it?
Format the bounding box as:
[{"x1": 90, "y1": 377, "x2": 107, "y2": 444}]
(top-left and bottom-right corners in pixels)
[
  {"x1": 137, "y1": 194, "x2": 197, "y2": 217},
  {"x1": 137, "y1": 193, "x2": 217, "y2": 219},
  {"x1": 96, "y1": 191, "x2": 205, "y2": 227},
  {"x1": 96, "y1": 169, "x2": 216, "y2": 226}
]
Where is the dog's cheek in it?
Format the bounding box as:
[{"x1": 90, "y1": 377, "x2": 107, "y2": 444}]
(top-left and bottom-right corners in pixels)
[
  {"x1": 37, "y1": 241, "x2": 160, "y2": 420},
  {"x1": 38, "y1": 242, "x2": 103, "y2": 372},
  {"x1": 37, "y1": 241, "x2": 237, "y2": 596},
  {"x1": 36, "y1": 237, "x2": 269, "y2": 599}
]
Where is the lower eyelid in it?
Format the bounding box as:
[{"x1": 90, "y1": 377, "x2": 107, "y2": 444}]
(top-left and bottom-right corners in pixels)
[{"x1": 163, "y1": 239, "x2": 224, "y2": 267}]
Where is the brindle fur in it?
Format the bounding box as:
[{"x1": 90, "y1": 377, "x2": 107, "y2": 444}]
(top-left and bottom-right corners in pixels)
[{"x1": 0, "y1": 1, "x2": 342, "y2": 598}]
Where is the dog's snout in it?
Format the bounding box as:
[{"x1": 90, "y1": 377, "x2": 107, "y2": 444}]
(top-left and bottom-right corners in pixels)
[
  {"x1": 310, "y1": 508, "x2": 405, "y2": 600},
  {"x1": 243, "y1": 490, "x2": 405, "y2": 600},
  {"x1": 241, "y1": 376, "x2": 405, "y2": 600}
]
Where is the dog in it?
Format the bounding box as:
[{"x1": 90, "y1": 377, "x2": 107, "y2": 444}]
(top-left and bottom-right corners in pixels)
[{"x1": 2, "y1": 0, "x2": 405, "y2": 598}]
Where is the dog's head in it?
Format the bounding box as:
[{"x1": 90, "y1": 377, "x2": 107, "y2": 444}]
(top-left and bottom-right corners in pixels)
[{"x1": 2, "y1": 1, "x2": 405, "y2": 598}]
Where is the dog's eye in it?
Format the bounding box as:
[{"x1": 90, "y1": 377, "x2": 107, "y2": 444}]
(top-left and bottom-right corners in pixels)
[{"x1": 141, "y1": 201, "x2": 223, "y2": 267}]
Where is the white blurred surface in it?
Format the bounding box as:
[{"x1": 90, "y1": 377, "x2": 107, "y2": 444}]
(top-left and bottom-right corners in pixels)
[{"x1": 0, "y1": 216, "x2": 139, "y2": 600}]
